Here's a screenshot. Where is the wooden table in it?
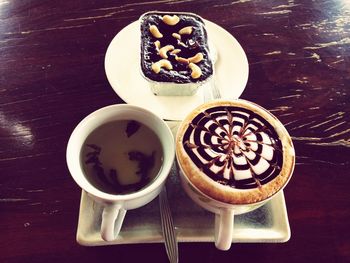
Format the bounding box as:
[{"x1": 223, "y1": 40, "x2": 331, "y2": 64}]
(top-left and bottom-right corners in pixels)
[{"x1": 1, "y1": 0, "x2": 349, "y2": 262}]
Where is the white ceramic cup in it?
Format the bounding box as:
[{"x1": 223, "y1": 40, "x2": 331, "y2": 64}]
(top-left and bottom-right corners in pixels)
[
  {"x1": 66, "y1": 104, "x2": 175, "y2": 241},
  {"x1": 178, "y1": 167, "x2": 276, "y2": 250},
  {"x1": 175, "y1": 99, "x2": 295, "y2": 250}
]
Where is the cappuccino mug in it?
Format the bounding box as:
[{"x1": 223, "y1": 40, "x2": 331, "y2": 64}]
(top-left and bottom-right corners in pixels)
[
  {"x1": 67, "y1": 104, "x2": 175, "y2": 241},
  {"x1": 176, "y1": 99, "x2": 295, "y2": 250}
]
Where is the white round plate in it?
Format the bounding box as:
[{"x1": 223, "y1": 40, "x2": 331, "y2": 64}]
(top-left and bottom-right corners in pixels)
[{"x1": 105, "y1": 19, "x2": 249, "y2": 120}]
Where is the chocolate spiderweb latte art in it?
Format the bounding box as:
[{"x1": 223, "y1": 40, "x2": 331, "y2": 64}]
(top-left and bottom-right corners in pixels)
[
  {"x1": 176, "y1": 100, "x2": 295, "y2": 204},
  {"x1": 184, "y1": 106, "x2": 282, "y2": 188}
]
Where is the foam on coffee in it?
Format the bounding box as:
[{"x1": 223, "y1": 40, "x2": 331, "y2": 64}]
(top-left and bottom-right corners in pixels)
[{"x1": 176, "y1": 100, "x2": 295, "y2": 204}]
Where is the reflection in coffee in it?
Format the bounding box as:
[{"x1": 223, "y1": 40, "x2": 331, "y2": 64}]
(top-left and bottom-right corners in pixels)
[
  {"x1": 81, "y1": 120, "x2": 163, "y2": 195},
  {"x1": 176, "y1": 100, "x2": 295, "y2": 204}
]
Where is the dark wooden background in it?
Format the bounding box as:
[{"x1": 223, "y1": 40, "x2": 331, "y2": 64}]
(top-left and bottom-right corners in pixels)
[{"x1": 1, "y1": 0, "x2": 349, "y2": 262}]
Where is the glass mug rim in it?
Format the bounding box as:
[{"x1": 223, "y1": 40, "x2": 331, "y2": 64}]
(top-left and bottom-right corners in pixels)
[
  {"x1": 175, "y1": 98, "x2": 296, "y2": 206},
  {"x1": 66, "y1": 104, "x2": 175, "y2": 202}
]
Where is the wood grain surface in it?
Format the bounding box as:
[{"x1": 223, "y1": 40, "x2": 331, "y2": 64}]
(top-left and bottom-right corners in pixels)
[{"x1": 1, "y1": 0, "x2": 349, "y2": 262}]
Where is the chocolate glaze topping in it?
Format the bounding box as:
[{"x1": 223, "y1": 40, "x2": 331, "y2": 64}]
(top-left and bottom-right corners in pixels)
[
  {"x1": 182, "y1": 106, "x2": 283, "y2": 189},
  {"x1": 140, "y1": 12, "x2": 213, "y2": 83}
]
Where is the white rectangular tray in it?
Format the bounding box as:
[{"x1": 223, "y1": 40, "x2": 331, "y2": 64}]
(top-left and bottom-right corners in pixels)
[{"x1": 76, "y1": 164, "x2": 291, "y2": 246}]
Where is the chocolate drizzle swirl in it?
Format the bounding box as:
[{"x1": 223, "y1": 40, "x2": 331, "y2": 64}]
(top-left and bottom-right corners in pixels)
[{"x1": 182, "y1": 106, "x2": 283, "y2": 189}]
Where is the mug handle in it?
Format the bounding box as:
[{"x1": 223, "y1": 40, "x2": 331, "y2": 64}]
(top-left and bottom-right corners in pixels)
[
  {"x1": 214, "y1": 208, "x2": 234, "y2": 250},
  {"x1": 101, "y1": 203, "x2": 127, "y2": 241}
]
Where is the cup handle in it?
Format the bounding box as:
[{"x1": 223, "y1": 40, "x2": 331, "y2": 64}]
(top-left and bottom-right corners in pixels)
[
  {"x1": 101, "y1": 203, "x2": 126, "y2": 241},
  {"x1": 214, "y1": 208, "x2": 234, "y2": 250}
]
